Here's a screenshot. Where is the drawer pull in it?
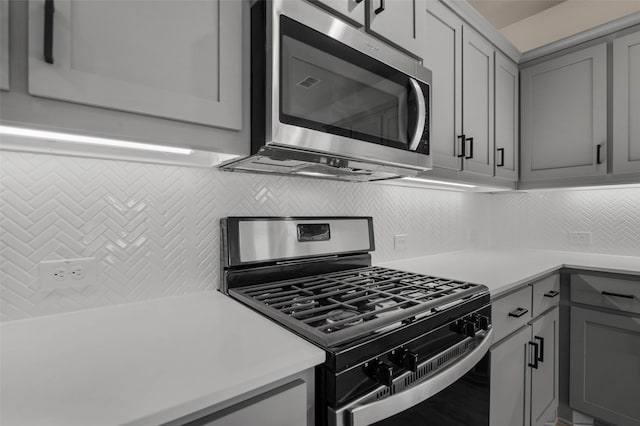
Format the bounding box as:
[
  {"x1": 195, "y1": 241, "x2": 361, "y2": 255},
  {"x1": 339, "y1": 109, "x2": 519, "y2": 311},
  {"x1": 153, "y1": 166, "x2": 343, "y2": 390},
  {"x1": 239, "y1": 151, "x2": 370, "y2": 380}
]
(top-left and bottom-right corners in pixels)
[
  {"x1": 508, "y1": 307, "x2": 528, "y2": 318},
  {"x1": 543, "y1": 290, "x2": 559, "y2": 298},
  {"x1": 528, "y1": 341, "x2": 539, "y2": 369},
  {"x1": 534, "y1": 336, "x2": 544, "y2": 363},
  {"x1": 601, "y1": 291, "x2": 635, "y2": 300}
]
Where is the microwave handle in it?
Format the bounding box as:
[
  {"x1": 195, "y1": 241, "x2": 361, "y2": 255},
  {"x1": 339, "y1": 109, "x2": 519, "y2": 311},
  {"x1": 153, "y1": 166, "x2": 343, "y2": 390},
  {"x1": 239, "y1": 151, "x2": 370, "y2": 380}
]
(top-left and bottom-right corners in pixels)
[{"x1": 408, "y1": 78, "x2": 426, "y2": 151}]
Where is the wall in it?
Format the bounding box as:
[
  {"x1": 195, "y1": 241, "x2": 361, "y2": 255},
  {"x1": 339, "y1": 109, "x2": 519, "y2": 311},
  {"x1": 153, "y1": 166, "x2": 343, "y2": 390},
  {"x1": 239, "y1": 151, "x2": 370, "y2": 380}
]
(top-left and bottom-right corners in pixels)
[
  {"x1": 489, "y1": 187, "x2": 640, "y2": 256},
  {"x1": 0, "y1": 151, "x2": 487, "y2": 321}
]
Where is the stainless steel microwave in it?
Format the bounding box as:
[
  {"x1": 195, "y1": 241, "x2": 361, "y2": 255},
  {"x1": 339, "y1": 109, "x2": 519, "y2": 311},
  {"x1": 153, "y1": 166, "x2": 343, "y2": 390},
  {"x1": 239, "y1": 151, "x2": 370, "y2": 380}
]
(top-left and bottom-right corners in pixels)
[{"x1": 221, "y1": 0, "x2": 432, "y2": 181}]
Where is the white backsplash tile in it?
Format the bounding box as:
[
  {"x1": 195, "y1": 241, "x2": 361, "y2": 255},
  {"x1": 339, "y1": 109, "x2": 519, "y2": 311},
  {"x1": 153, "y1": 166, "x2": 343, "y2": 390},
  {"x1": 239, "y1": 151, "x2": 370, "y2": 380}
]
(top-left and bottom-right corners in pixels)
[
  {"x1": 0, "y1": 151, "x2": 485, "y2": 321},
  {"x1": 489, "y1": 188, "x2": 640, "y2": 256},
  {"x1": 2, "y1": 151, "x2": 639, "y2": 322}
]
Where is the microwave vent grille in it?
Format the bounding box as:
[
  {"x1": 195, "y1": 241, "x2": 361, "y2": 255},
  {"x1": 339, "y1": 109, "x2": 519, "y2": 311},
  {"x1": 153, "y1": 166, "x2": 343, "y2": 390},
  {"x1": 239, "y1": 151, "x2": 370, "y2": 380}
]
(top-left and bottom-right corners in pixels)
[{"x1": 297, "y1": 76, "x2": 321, "y2": 88}]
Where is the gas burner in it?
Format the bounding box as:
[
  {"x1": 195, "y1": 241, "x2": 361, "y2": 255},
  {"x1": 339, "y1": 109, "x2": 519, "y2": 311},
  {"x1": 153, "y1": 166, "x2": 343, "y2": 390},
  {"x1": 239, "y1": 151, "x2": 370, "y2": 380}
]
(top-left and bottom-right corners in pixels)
[
  {"x1": 325, "y1": 309, "x2": 363, "y2": 330},
  {"x1": 288, "y1": 296, "x2": 316, "y2": 313}
]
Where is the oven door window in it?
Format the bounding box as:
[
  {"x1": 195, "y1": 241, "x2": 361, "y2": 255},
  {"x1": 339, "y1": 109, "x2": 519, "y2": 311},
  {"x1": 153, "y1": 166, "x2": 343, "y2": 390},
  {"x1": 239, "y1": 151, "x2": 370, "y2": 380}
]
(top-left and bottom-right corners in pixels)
[{"x1": 280, "y1": 16, "x2": 417, "y2": 151}]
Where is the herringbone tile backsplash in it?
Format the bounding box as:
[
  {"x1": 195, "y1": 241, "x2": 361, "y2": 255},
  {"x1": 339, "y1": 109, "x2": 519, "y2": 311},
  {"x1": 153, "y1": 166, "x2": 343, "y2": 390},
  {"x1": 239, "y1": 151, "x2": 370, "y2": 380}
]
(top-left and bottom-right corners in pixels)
[
  {"x1": 2, "y1": 151, "x2": 639, "y2": 321},
  {"x1": 0, "y1": 151, "x2": 486, "y2": 321},
  {"x1": 489, "y1": 188, "x2": 640, "y2": 255}
]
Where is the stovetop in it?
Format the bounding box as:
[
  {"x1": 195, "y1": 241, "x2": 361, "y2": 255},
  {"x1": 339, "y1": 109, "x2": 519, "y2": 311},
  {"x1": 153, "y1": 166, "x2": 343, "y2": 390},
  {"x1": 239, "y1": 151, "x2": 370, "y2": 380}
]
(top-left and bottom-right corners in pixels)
[{"x1": 230, "y1": 266, "x2": 488, "y2": 348}]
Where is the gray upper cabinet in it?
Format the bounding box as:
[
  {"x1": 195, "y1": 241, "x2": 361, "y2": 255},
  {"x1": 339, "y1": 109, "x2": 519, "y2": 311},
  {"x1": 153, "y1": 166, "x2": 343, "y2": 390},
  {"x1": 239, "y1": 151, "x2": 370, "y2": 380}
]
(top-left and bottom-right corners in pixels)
[
  {"x1": 613, "y1": 30, "x2": 640, "y2": 174},
  {"x1": 27, "y1": 0, "x2": 242, "y2": 130},
  {"x1": 570, "y1": 306, "x2": 640, "y2": 426},
  {"x1": 462, "y1": 27, "x2": 494, "y2": 176},
  {"x1": 308, "y1": 0, "x2": 365, "y2": 27},
  {"x1": 494, "y1": 53, "x2": 519, "y2": 181},
  {"x1": 422, "y1": 1, "x2": 463, "y2": 171},
  {"x1": 365, "y1": 0, "x2": 424, "y2": 58},
  {"x1": 0, "y1": 0, "x2": 8, "y2": 90},
  {"x1": 521, "y1": 43, "x2": 607, "y2": 181}
]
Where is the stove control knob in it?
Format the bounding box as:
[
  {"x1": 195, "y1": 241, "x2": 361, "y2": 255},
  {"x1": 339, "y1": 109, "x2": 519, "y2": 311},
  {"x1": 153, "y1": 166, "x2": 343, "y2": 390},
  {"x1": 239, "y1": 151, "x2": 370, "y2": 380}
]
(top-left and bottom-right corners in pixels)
[
  {"x1": 463, "y1": 320, "x2": 476, "y2": 337},
  {"x1": 401, "y1": 350, "x2": 419, "y2": 372},
  {"x1": 372, "y1": 361, "x2": 394, "y2": 387},
  {"x1": 477, "y1": 314, "x2": 490, "y2": 330},
  {"x1": 450, "y1": 319, "x2": 465, "y2": 334}
]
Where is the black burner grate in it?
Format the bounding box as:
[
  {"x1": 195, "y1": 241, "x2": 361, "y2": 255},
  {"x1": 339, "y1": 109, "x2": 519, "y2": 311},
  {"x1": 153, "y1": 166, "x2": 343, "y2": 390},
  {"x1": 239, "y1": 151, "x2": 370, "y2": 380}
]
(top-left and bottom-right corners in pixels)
[{"x1": 230, "y1": 266, "x2": 487, "y2": 348}]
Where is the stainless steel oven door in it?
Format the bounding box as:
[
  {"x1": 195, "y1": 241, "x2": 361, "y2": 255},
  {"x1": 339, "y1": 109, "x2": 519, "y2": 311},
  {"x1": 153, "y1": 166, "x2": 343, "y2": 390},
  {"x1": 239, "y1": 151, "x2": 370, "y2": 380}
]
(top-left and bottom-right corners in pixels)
[
  {"x1": 330, "y1": 329, "x2": 493, "y2": 426},
  {"x1": 264, "y1": 0, "x2": 432, "y2": 171}
]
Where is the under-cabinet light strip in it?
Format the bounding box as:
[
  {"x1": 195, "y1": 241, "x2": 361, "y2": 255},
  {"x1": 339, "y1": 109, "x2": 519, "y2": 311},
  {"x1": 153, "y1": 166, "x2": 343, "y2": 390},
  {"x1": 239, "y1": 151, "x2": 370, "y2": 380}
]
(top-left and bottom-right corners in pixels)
[
  {"x1": 0, "y1": 125, "x2": 193, "y2": 155},
  {"x1": 402, "y1": 177, "x2": 476, "y2": 188}
]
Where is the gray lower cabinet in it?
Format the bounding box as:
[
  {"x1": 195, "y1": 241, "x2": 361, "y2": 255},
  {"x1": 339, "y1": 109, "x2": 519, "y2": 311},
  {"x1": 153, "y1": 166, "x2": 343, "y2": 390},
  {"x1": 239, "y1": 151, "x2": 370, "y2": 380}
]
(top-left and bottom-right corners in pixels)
[
  {"x1": 530, "y1": 307, "x2": 559, "y2": 426},
  {"x1": 490, "y1": 326, "x2": 532, "y2": 426},
  {"x1": 490, "y1": 304, "x2": 559, "y2": 426},
  {"x1": 570, "y1": 306, "x2": 640, "y2": 426},
  {"x1": 520, "y1": 43, "x2": 607, "y2": 181},
  {"x1": 188, "y1": 380, "x2": 308, "y2": 426},
  {"x1": 613, "y1": 30, "x2": 640, "y2": 174}
]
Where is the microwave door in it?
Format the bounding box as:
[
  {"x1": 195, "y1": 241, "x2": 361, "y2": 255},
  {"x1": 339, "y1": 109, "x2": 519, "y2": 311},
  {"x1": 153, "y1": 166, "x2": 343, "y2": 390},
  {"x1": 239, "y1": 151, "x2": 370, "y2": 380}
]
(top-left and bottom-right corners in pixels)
[{"x1": 279, "y1": 16, "x2": 415, "y2": 152}]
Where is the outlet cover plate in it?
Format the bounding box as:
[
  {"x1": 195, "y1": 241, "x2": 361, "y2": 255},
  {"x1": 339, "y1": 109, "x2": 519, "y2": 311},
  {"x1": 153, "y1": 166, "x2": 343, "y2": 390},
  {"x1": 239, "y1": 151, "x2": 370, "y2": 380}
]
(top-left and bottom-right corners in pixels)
[
  {"x1": 568, "y1": 232, "x2": 592, "y2": 246},
  {"x1": 39, "y1": 258, "x2": 97, "y2": 290},
  {"x1": 394, "y1": 234, "x2": 408, "y2": 252}
]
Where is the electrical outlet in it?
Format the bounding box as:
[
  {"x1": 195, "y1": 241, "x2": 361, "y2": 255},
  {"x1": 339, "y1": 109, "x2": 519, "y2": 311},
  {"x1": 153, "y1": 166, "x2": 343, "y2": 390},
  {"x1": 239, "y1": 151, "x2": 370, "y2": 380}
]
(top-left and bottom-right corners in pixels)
[
  {"x1": 394, "y1": 234, "x2": 408, "y2": 252},
  {"x1": 39, "y1": 258, "x2": 97, "y2": 290},
  {"x1": 568, "y1": 232, "x2": 592, "y2": 246}
]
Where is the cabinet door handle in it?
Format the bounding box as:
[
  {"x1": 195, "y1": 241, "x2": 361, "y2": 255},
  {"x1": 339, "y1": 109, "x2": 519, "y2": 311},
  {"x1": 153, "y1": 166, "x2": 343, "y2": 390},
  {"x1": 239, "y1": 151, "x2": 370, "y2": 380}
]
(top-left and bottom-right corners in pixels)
[
  {"x1": 528, "y1": 341, "x2": 539, "y2": 369},
  {"x1": 601, "y1": 291, "x2": 635, "y2": 300},
  {"x1": 534, "y1": 336, "x2": 544, "y2": 363},
  {"x1": 465, "y1": 137, "x2": 474, "y2": 159},
  {"x1": 456, "y1": 134, "x2": 466, "y2": 158},
  {"x1": 543, "y1": 290, "x2": 559, "y2": 298},
  {"x1": 374, "y1": 0, "x2": 385, "y2": 14},
  {"x1": 497, "y1": 147, "x2": 505, "y2": 167},
  {"x1": 508, "y1": 307, "x2": 528, "y2": 318},
  {"x1": 44, "y1": 0, "x2": 55, "y2": 64},
  {"x1": 596, "y1": 144, "x2": 603, "y2": 164}
]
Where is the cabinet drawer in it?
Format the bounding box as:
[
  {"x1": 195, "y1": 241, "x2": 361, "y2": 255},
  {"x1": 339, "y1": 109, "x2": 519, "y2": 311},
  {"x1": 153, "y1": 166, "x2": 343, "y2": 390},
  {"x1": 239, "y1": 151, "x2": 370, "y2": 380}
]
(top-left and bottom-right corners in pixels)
[
  {"x1": 532, "y1": 274, "x2": 560, "y2": 317},
  {"x1": 492, "y1": 286, "x2": 532, "y2": 343},
  {"x1": 571, "y1": 274, "x2": 640, "y2": 314}
]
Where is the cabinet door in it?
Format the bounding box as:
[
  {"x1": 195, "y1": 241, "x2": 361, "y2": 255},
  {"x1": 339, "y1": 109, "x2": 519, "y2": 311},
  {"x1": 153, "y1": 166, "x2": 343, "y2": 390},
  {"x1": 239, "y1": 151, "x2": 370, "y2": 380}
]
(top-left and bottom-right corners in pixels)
[
  {"x1": 530, "y1": 307, "x2": 559, "y2": 426},
  {"x1": 494, "y1": 52, "x2": 519, "y2": 181},
  {"x1": 521, "y1": 44, "x2": 607, "y2": 180},
  {"x1": 570, "y1": 306, "x2": 640, "y2": 426},
  {"x1": 0, "y1": 0, "x2": 8, "y2": 90},
  {"x1": 188, "y1": 380, "x2": 307, "y2": 426},
  {"x1": 308, "y1": 0, "x2": 365, "y2": 27},
  {"x1": 462, "y1": 27, "x2": 494, "y2": 176},
  {"x1": 365, "y1": 0, "x2": 423, "y2": 57},
  {"x1": 27, "y1": 0, "x2": 242, "y2": 130},
  {"x1": 423, "y1": 1, "x2": 463, "y2": 171},
  {"x1": 613, "y1": 31, "x2": 640, "y2": 174},
  {"x1": 490, "y1": 326, "x2": 532, "y2": 426}
]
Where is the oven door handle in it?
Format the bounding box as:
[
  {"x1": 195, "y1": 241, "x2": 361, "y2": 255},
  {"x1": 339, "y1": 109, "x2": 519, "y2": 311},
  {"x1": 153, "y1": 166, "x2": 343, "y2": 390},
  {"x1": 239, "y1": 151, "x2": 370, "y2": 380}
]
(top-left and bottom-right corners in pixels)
[
  {"x1": 408, "y1": 78, "x2": 426, "y2": 151},
  {"x1": 349, "y1": 328, "x2": 493, "y2": 426}
]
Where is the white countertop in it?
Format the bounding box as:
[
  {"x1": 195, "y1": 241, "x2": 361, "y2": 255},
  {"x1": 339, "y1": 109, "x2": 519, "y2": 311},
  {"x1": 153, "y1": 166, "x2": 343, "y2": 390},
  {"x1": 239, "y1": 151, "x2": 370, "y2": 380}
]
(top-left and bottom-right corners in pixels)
[
  {"x1": 0, "y1": 292, "x2": 325, "y2": 426},
  {"x1": 379, "y1": 249, "x2": 640, "y2": 298}
]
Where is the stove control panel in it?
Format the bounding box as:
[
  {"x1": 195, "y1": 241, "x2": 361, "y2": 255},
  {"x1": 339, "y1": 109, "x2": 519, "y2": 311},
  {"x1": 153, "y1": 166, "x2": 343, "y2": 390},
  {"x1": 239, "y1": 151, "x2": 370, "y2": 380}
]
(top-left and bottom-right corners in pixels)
[{"x1": 451, "y1": 313, "x2": 490, "y2": 337}]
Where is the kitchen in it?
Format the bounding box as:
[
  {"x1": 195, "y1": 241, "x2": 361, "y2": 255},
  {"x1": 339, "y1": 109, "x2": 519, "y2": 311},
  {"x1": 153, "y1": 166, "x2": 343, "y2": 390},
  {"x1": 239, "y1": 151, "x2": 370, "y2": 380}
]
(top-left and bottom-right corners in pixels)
[{"x1": 0, "y1": 0, "x2": 639, "y2": 425}]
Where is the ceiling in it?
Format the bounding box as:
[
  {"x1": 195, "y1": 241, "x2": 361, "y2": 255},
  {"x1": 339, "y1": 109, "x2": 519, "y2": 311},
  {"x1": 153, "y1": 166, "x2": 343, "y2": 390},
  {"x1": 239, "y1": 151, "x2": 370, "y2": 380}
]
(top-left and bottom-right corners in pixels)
[{"x1": 468, "y1": 0, "x2": 640, "y2": 52}]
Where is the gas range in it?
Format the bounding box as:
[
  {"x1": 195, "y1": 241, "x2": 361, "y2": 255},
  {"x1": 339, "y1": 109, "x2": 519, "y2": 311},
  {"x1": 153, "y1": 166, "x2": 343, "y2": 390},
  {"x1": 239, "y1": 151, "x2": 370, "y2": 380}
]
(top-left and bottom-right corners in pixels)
[{"x1": 221, "y1": 217, "x2": 493, "y2": 426}]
